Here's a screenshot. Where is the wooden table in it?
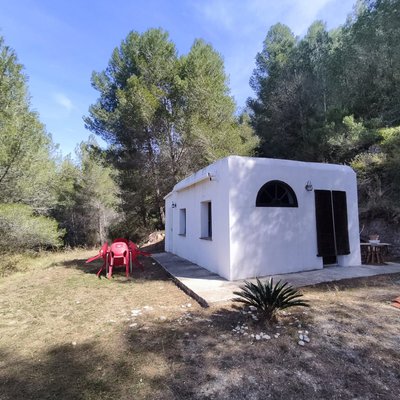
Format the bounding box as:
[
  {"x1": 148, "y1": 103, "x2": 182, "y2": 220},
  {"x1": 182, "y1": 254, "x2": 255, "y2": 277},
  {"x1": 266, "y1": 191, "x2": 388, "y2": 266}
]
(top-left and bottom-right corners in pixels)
[{"x1": 360, "y1": 243, "x2": 391, "y2": 264}]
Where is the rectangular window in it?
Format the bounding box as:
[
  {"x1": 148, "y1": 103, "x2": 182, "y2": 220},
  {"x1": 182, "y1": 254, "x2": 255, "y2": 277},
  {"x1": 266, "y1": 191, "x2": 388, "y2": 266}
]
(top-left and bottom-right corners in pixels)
[
  {"x1": 200, "y1": 201, "x2": 212, "y2": 239},
  {"x1": 179, "y1": 208, "x2": 186, "y2": 236}
]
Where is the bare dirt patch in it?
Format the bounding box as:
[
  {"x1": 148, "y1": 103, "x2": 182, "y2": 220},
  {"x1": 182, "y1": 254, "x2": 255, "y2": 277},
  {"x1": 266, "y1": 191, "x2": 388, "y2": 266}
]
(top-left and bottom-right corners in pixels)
[{"x1": 1, "y1": 250, "x2": 400, "y2": 399}]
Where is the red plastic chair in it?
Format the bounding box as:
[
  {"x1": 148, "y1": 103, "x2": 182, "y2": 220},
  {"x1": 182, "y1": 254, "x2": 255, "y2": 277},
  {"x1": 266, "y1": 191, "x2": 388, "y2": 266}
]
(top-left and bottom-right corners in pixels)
[
  {"x1": 108, "y1": 241, "x2": 130, "y2": 279},
  {"x1": 128, "y1": 241, "x2": 150, "y2": 271},
  {"x1": 85, "y1": 243, "x2": 109, "y2": 278},
  {"x1": 85, "y1": 239, "x2": 151, "y2": 278}
]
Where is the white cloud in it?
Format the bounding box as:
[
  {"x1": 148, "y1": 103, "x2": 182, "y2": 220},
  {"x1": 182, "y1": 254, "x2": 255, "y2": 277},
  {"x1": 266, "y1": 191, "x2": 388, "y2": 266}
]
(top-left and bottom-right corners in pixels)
[
  {"x1": 277, "y1": 0, "x2": 336, "y2": 35},
  {"x1": 54, "y1": 93, "x2": 74, "y2": 112},
  {"x1": 195, "y1": 0, "x2": 236, "y2": 31},
  {"x1": 196, "y1": 0, "x2": 336, "y2": 36},
  {"x1": 194, "y1": 0, "x2": 353, "y2": 107}
]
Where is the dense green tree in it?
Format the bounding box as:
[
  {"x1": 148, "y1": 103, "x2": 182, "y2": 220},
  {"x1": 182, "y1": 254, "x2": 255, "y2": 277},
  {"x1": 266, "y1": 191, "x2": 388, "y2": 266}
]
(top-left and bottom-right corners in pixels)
[
  {"x1": 0, "y1": 36, "x2": 57, "y2": 211},
  {"x1": 249, "y1": 0, "x2": 400, "y2": 158},
  {"x1": 52, "y1": 138, "x2": 120, "y2": 246},
  {"x1": 249, "y1": 21, "x2": 338, "y2": 161},
  {"x1": 85, "y1": 29, "x2": 258, "y2": 236},
  {"x1": 248, "y1": 0, "x2": 400, "y2": 222},
  {"x1": 248, "y1": 24, "x2": 300, "y2": 159},
  {"x1": 352, "y1": 126, "x2": 400, "y2": 221},
  {"x1": 0, "y1": 35, "x2": 129, "y2": 250},
  {"x1": 0, "y1": 36, "x2": 63, "y2": 252},
  {"x1": 74, "y1": 139, "x2": 119, "y2": 245},
  {"x1": 334, "y1": 0, "x2": 400, "y2": 124}
]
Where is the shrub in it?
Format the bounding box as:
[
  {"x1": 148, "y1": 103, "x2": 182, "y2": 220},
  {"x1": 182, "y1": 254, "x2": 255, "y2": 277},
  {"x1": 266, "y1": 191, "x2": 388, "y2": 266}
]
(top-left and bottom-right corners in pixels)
[
  {"x1": 0, "y1": 203, "x2": 64, "y2": 252},
  {"x1": 233, "y1": 277, "x2": 309, "y2": 321}
]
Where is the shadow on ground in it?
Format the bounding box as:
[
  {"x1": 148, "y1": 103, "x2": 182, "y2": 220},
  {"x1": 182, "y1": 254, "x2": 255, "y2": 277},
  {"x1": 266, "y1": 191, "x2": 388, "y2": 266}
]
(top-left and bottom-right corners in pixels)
[
  {"x1": 120, "y1": 304, "x2": 400, "y2": 400},
  {"x1": 54, "y1": 255, "x2": 169, "y2": 284},
  {"x1": 0, "y1": 343, "x2": 113, "y2": 400},
  {"x1": 1, "y1": 298, "x2": 399, "y2": 400}
]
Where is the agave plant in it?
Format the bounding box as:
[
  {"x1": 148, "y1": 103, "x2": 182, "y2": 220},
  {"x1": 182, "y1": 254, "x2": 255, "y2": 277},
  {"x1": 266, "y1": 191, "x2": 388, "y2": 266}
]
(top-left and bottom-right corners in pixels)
[{"x1": 233, "y1": 277, "x2": 309, "y2": 321}]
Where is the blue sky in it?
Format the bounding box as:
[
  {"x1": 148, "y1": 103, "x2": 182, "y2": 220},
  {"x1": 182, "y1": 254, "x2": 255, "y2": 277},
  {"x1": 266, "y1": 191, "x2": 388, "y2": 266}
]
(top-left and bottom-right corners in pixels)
[{"x1": 1, "y1": 0, "x2": 355, "y2": 158}]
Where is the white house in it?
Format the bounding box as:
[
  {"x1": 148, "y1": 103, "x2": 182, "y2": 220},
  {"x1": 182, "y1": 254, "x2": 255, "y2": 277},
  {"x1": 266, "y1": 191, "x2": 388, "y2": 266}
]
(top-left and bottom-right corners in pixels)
[{"x1": 164, "y1": 156, "x2": 361, "y2": 281}]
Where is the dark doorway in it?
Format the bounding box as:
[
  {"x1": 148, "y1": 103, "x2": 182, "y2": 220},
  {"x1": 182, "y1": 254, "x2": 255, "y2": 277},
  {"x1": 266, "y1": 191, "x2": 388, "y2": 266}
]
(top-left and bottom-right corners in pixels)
[{"x1": 315, "y1": 190, "x2": 350, "y2": 265}]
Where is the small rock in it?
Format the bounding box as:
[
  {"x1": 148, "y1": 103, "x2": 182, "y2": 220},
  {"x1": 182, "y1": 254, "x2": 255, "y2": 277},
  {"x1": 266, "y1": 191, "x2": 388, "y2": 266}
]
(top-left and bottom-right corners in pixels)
[
  {"x1": 184, "y1": 332, "x2": 190, "y2": 337},
  {"x1": 255, "y1": 335, "x2": 261, "y2": 340},
  {"x1": 299, "y1": 334, "x2": 304, "y2": 340},
  {"x1": 249, "y1": 306, "x2": 257, "y2": 311},
  {"x1": 304, "y1": 330, "x2": 309, "y2": 335},
  {"x1": 263, "y1": 335, "x2": 271, "y2": 340},
  {"x1": 252, "y1": 315, "x2": 258, "y2": 321},
  {"x1": 129, "y1": 323, "x2": 138, "y2": 328},
  {"x1": 303, "y1": 336, "x2": 310, "y2": 343},
  {"x1": 159, "y1": 316, "x2": 167, "y2": 321},
  {"x1": 298, "y1": 330, "x2": 304, "y2": 334},
  {"x1": 251, "y1": 334, "x2": 255, "y2": 338},
  {"x1": 72, "y1": 341, "x2": 77, "y2": 346},
  {"x1": 298, "y1": 340, "x2": 305, "y2": 346},
  {"x1": 187, "y1": 303, "x2": 192, "y2": 307}
]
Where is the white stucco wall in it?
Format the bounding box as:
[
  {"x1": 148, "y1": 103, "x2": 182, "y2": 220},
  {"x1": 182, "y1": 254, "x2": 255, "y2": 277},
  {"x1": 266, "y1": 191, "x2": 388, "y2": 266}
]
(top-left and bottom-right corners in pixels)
[
  {"x1": 227, "y1": 156, "x2": 361, "y2": 280},
  {"x1": 164, "y1": 158, "x2": 232, "y2": 279},
  {"x1": 165, "y1": 156, "x2": 361, "y2": 281}
]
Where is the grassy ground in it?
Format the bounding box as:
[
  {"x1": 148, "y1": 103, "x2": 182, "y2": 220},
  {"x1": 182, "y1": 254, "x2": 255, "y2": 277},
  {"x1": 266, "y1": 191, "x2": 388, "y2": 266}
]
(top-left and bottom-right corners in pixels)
[{"x1": 1, "y1": 249, "x2": 400, "y2": 399}]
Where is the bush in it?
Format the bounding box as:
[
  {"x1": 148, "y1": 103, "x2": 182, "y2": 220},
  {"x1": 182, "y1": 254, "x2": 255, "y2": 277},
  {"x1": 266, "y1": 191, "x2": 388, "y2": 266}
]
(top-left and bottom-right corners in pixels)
[
  {"x1": 0, "y1": 203, "x2": 64, "y2": 252},
  {"x1": 233, "y1": 277, "x2": 309, "y2": 321}
]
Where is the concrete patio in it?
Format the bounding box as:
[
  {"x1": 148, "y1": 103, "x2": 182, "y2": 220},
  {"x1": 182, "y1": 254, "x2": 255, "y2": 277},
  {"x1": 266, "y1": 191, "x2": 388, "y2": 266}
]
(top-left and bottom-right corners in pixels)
[{"x1": 152, "y1": 252, "x2": 400, "y2": 307}]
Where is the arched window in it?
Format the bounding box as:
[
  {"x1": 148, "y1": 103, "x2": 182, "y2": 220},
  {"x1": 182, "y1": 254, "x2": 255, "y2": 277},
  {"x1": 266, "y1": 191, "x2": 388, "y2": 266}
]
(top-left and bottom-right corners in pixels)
[{"x1": 256, "y1": 180, "x2": 298, "y2": 207}]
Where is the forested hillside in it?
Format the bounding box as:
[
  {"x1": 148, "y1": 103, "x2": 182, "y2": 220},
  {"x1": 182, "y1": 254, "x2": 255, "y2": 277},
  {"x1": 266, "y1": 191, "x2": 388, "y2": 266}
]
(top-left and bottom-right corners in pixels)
[
  {"x1": 248, "y1": 0, "x2": 400, "y2": 226},
  {"x1": 0, "y1": 36, "x2": 118, "y2": 251},
  {"x1": 1, "y1": 0, "x2": 399, "y2": 252}
]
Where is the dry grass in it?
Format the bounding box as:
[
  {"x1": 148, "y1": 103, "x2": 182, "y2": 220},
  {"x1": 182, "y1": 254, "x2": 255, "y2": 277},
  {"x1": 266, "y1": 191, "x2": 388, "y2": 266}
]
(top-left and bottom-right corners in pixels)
[{"x1": 1, "y1": 249, "x2": 400, "y2": 399}]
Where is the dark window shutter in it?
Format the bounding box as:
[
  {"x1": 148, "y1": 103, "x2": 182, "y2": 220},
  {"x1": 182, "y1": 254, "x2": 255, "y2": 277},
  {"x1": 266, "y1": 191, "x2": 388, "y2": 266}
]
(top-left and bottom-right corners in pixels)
[
  {"x1": 332, "y1": 191, "x2": 350, "y2": 255},
  {"x1": 315, "y1": 190, "x2": 336, "y2": 256}
]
